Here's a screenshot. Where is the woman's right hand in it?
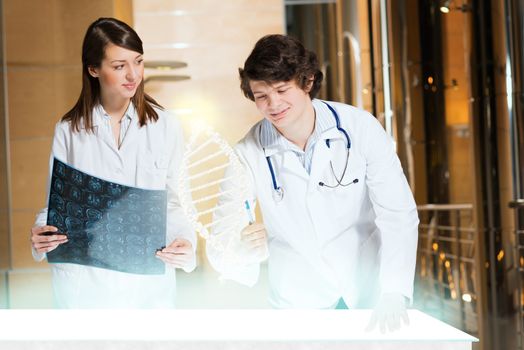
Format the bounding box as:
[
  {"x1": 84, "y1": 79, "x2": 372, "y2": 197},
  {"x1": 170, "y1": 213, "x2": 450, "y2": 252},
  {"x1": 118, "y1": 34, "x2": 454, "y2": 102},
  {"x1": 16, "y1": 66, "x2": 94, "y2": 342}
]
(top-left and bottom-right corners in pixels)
[{"x1": 30, "y1": 225, "x2": 68, "y2": 254}]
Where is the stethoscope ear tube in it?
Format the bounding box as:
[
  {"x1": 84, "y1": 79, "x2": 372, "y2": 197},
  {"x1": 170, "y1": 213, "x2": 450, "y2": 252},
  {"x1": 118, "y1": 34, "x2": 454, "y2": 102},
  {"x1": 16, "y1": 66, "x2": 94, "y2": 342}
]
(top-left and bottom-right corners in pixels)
[{"x1": 319, "y1": 178, "x2": 358, "y2": 188}]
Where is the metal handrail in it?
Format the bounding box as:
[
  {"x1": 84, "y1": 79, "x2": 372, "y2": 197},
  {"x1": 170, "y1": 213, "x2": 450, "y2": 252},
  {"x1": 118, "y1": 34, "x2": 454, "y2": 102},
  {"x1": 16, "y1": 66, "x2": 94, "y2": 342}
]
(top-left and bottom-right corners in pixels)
[
  {"x1": 416, "y1": 203, "x2": 477, "y2": 334},
  {"x1": 418, "y1": 203, "x2": 474, "y2": 211},
  {"x1": 508, "y1": 199, "x2": 524, "y2": 349},
  {"x1": 509, "y1": 199, "x2": 524, "y2": 208}
]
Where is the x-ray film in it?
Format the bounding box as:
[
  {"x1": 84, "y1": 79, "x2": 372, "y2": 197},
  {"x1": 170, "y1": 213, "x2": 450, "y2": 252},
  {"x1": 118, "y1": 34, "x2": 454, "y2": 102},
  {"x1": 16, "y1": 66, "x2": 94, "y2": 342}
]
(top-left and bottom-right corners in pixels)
[{"x1": 46, "y1": 158, "x2": 166, "y2": 275}]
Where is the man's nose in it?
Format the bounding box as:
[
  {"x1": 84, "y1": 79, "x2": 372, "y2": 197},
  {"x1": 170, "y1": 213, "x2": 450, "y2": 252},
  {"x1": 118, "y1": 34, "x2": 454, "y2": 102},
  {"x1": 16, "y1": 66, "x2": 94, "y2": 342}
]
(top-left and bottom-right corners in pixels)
[{"x1": 267, "y1": 93, "x2": 280, "y2": 108}]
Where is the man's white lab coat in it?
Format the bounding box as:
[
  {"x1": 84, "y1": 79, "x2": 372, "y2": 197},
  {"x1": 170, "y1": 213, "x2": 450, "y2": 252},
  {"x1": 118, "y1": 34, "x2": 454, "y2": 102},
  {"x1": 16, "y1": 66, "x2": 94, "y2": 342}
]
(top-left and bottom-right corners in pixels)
[{"x1": 207, "y1": 100, "x2": 419, "y2": 309}]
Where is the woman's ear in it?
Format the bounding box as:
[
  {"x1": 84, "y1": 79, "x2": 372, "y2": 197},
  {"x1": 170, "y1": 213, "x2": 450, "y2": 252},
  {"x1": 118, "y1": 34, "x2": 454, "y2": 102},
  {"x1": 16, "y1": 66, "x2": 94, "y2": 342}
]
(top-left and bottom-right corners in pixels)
[{"x1": 87, "y1": 66, "x2": 99, "y2": 78}]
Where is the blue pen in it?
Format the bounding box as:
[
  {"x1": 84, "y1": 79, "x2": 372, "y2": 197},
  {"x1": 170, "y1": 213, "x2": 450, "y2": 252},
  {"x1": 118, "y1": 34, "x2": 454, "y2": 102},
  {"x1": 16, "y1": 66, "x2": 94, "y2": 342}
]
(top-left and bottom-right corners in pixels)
[{"x1": 244, "y1": 200, "x2": 255, "y2": 224}]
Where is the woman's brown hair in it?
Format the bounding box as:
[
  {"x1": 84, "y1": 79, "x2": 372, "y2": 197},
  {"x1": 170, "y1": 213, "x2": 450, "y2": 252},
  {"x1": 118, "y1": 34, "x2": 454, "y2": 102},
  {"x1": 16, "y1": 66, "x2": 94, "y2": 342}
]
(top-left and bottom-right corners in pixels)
[{"x1": 62, "y1": 17, "x2": 163, "y2": 132}]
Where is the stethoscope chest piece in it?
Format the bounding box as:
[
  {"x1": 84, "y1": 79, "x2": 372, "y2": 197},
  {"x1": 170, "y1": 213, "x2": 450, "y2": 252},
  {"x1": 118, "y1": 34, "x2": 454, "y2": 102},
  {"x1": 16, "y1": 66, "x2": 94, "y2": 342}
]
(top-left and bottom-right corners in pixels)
[{"x1": 272, "y1": 187, "x2": 284, "y2": 202}]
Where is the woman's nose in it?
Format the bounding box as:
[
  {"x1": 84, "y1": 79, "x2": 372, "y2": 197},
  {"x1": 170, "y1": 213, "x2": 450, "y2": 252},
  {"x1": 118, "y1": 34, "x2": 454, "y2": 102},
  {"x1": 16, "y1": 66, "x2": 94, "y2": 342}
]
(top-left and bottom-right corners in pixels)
[{"x1": 126, "y1": 67, "x2": 138, "y2": 81}]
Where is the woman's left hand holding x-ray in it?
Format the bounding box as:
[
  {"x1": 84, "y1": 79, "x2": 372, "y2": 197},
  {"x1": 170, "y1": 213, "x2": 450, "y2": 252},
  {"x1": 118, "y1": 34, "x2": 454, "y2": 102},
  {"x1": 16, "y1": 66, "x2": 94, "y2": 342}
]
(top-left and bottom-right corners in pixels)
[{"x1": 156, "y1": 238, "x2": 195, "y2": 270}]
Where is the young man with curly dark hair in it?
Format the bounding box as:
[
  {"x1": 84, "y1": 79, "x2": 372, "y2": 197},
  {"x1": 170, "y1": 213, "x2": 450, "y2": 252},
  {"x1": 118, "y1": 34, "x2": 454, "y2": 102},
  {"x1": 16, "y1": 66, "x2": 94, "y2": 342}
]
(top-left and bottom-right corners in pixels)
[{"x1": 208, "y1": 34, "x2": 418, "y2": 332}]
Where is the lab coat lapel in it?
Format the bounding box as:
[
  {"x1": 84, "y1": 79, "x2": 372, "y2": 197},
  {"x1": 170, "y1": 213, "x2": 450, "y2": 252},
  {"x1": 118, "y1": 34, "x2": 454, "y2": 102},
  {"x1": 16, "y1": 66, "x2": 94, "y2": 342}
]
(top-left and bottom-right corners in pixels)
[
  {"x1": 118, "y1": 118, "x2": 139, "y2": 152},
  {"x1": 89, "y1": 109, "x2": 121, "y2": 158},
  {"x1": 306, "y1": 127, "x2": 352, "y2": 249},
  {"x1": 280, "y1": 151, "x2": 309, "y2": 181},
  {"x1": 264, "y1": 144, "x2": 309, "y2": 183}
]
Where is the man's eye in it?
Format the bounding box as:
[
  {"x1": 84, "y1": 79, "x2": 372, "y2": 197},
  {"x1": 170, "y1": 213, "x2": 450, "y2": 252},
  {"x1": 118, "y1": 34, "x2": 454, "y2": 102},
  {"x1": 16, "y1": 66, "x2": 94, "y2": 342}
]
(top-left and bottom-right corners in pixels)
[{"x1": 255, "y1": 95, "x2": 266, "y2": 100}]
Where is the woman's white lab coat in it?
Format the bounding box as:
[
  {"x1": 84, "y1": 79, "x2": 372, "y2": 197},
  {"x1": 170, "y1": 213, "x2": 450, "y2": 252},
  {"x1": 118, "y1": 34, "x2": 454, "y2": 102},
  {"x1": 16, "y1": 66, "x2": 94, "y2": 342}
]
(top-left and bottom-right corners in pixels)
[
  {"x1": 33, "y1": 104, "x2": 196, "y2": 308},
  {"x1": 207, "y1": 99, "x2": 419, "y2": 309}
]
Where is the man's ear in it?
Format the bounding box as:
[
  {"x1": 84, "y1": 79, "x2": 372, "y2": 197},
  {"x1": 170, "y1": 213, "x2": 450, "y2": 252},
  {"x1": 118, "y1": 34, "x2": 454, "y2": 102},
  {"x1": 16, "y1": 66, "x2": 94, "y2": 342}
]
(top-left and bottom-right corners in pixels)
[
  {"x1": 304, "y1": 77, "x2": 314, "y2": 93},
  {"x1": 87, "y1": 66, "x2": 99, "y2": 78}
]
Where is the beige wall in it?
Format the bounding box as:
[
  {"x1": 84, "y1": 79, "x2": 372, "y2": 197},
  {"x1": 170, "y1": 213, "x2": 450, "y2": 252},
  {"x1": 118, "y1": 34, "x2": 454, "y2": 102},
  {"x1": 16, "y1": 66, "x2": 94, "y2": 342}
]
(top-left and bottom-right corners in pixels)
[
  {"x1": 134, "y1": 0, "x2": 284, "y2": 142},
  {"x1": 0, "y1": 2, "x2": 8, "y2": 274},
  {"x1": 6, "y1": 0, "x2": 132, "y2": 269}
]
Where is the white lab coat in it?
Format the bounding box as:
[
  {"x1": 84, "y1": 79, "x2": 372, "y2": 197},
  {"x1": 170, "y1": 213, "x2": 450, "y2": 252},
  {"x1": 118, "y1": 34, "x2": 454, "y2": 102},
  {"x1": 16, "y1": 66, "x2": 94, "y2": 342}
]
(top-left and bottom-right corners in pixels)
[
  {"x1": 33, "y1": 104, "x2": 196, "y2": 308},
  {"x1": 207, "y1": 99, "x2": 419, "y2": 309}
]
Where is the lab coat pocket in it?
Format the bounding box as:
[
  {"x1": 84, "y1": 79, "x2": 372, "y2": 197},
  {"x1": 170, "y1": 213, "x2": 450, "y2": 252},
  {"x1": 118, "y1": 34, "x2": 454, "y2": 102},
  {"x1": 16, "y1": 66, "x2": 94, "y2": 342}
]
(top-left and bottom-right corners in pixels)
[
  {"x1": 138, "y1": 153, "x2": 168, "y2": 172},
  {"x1": 137, "y1": 152, "x2": 169, "y2": 189},
  {"x1": 330, "y1": 166, "x2": 365, "y2": 226}
]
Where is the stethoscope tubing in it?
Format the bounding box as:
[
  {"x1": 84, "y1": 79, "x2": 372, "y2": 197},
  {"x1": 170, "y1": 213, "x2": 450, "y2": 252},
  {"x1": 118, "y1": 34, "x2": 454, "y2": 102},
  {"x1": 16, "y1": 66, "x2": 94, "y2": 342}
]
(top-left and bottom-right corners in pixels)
[{"x1": 263, "y1": 101, "x2": 352, "y2": 201}]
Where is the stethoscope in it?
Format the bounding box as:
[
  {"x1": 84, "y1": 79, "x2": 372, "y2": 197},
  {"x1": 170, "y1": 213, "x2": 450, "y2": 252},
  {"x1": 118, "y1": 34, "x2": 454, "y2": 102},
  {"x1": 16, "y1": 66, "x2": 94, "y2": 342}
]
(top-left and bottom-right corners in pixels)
[{"x1": 264, "y1": 101, "x2": 358, "y2": 202}]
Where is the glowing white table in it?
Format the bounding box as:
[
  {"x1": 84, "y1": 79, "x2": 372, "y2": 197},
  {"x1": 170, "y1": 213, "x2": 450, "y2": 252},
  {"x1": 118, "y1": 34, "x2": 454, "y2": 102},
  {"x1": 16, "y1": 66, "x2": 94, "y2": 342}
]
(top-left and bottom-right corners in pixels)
[{"x1": 0, "y1": 309, "x2": 477, "y2": 349}]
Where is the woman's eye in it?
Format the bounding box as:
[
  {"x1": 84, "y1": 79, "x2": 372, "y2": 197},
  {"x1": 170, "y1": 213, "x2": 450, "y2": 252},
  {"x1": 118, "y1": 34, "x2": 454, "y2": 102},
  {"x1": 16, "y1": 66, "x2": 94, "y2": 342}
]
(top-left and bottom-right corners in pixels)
[
  {"x1": 114, "y1": 65, "x2": 124, "y2": 70},
  {"x1": 136, "y1": 59, "x2": 144, "y2": 64},
  {"x1": 255, "y1": 96, "x2": 266, "y2": 101}
]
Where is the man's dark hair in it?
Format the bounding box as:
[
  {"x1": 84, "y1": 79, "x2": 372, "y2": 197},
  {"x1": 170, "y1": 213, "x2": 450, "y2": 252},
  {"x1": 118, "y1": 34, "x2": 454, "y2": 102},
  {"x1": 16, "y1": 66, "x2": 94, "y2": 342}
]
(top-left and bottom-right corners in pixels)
[{"x1": 239, "y1": 34, "x2": 323, "y2": 101}]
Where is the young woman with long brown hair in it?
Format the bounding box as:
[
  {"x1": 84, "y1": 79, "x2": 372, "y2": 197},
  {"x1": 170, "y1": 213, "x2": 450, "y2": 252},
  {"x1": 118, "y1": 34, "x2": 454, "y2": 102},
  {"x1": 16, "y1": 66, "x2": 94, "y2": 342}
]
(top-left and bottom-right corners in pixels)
[{"x1": 29, "y1": 17, "x2": 196, "y2": 308}]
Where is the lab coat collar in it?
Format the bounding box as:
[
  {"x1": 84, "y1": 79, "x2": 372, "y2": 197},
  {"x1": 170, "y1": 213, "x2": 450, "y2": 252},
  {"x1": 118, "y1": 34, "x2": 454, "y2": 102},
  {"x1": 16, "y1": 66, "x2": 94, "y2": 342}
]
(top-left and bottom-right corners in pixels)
[
  {"x1": 319, "y1": 126, "x2": 345, "y2": 144},
  {"x1": 91, "y1": 101, "x2": 137, "y2": 128},
  {"x1": 312, "y1": 99, "x2": 346, "y2": 144},
  {"x1": 312, "y1": 99, "x2": 336, "y2": 133},
  {"x1": 259, "y1": 119, "x2": 286, "y2": 157},
  {"x1": 259, "y1": 99, "x2": 341, "y2": 157}
]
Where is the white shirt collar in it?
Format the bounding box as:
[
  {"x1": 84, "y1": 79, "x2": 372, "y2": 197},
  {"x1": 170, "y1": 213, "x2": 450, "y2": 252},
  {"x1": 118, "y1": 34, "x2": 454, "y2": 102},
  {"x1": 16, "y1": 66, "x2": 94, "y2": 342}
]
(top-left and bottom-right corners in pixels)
[
  {"x1": 259, "y1": 99, "x2": 339, "y2": 154},
  {"x1": 93, "y1": 102, "x2": 137, "y2": 126}
]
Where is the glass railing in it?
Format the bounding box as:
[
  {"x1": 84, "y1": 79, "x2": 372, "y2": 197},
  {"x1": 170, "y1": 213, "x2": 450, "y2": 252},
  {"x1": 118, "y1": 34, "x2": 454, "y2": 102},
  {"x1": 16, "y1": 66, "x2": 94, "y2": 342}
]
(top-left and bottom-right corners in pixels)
[
  {"x1": 415, "y1": 204, "x2": 478, "y2": 336},
  {"x1": 508, "y1": 199, "x2": 524, "y2": 350}
]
